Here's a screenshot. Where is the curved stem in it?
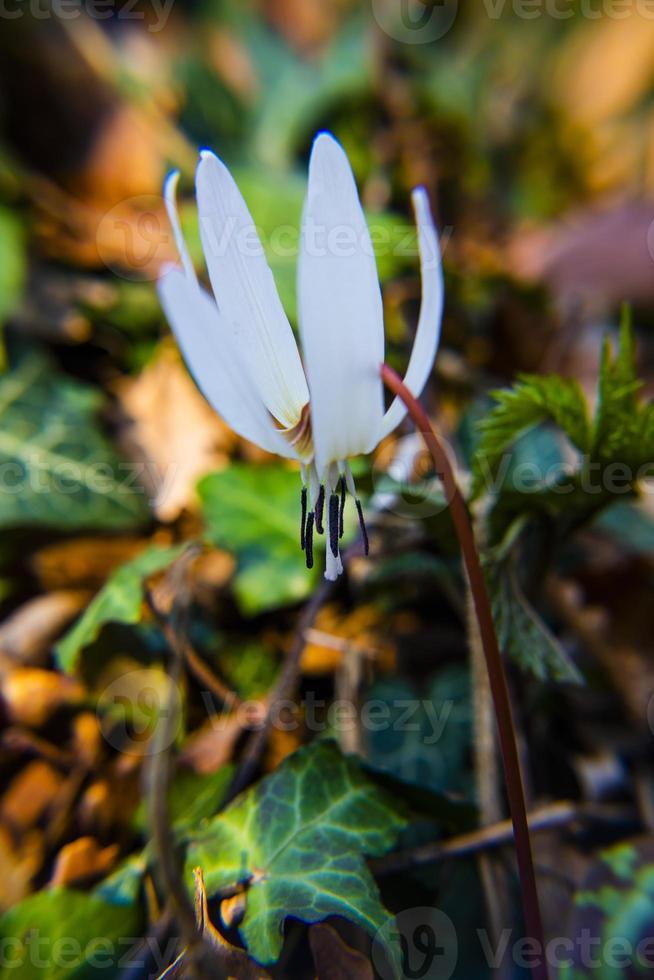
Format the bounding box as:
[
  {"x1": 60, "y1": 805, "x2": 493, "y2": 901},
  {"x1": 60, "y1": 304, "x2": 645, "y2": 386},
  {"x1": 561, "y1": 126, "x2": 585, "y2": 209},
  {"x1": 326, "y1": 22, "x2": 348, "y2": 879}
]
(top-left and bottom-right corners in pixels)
[{"x1": 381, "y1": 364, "x2": 548, "y2": 980}]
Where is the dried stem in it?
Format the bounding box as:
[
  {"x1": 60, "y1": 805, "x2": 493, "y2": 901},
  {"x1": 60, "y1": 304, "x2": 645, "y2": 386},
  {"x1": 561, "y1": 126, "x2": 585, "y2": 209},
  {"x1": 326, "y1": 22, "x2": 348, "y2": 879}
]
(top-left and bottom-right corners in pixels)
[{"x1": 381, "y1": 363, "x2": 548, "y2": 980}]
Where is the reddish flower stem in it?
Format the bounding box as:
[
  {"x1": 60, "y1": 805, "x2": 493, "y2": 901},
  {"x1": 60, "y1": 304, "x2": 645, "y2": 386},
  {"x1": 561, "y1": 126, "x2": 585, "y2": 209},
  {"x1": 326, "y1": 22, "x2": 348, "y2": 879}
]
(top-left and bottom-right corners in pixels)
[{"x1": 381, "y1": 363, "x2": 548, "y2": 980}]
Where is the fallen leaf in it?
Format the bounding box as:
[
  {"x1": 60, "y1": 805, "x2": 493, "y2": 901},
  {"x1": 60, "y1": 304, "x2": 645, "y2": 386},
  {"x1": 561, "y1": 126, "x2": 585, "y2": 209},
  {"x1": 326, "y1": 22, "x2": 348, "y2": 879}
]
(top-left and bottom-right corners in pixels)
[
  {"x1": 0, "y1": 826, "x2": 43, "y2": 912},
  {"x1": 32, "y1": 536, "x2": 147, "y2": 591},
  {"x1": 116, "y1": 343, "x2": 233, "y2": 521},
  {"x1": 507, "y1": 202, "x2": 654, "y2": 312},
  {"x1": 300, "y1": 604, "x2": 395, "y2": 674},
  {"x1": 2, "y1": 669, "x2": 84, "y2": 728},
  {"x1": 309, "y1": 923, "x2": 374, "y2": 980},
  {"x1": 49, "y1": 836, "x2": 119, "y2": 888},
  {"x1": 0, "y1": 761, "x2": 64, "y2": 833},
  {"x1": 0, "y1": 591, "x2": 89, "y2": 668}
]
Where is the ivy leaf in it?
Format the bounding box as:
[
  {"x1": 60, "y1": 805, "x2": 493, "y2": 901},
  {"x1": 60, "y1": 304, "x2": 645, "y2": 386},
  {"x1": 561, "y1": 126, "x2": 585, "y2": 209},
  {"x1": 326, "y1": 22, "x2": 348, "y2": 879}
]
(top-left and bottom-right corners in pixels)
[
  {"x1": 0, "y1": 206, "x2": 26, "y2": 363},
  {"x1": 560, "y1": 839, "x2": 654, "y2": 979},
  {"x1": 186, "y1": 740, "x2": 407, "y2": 970},
  {"x1": 198, "y1": 463, "x2": 314, "y2": 615},
  {"x1": 0, "y1": 889, "x2": 141, "y2": 980},
  {"x1": 471, "y1": 374, "x2": 589, "y2": 499},
  {"x1": 0, "y1": 353, "x2": 149, "y2": 531},
  {"x1": 55, "y1": 544, "x2": 185, "y2": 672}
]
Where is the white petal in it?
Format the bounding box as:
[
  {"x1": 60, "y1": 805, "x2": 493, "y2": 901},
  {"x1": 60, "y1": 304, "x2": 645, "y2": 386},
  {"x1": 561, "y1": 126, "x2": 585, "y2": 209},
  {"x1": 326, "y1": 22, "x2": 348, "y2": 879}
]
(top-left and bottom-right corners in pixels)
[
  {"x1": 195, "y1": 150, "x2": 309, "y2": 429},
  {"x1": 164, "y1": 171, "x2": 197, "y2": 284},
  {"x1": 158, "y1": 265, "x2": 297, "y2": 458},
  {"x1": 378, "y1": 187, "x2": 443, "y2": 440},
  {"x1": 298, "y1": 133, "x2": 385, "y2": 477}
]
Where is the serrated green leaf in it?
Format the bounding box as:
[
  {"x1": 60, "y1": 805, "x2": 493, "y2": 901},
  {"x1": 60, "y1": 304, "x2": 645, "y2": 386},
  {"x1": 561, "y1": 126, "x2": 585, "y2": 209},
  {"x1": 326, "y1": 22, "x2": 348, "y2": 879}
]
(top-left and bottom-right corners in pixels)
[
  {"x1": 186, "y1": 740, "x2": 407, "y2": 969},
  {"x1": 55, "y1": 544, "x2": 185, "y2": 672},
  {"x1": 0, "y1": 353, "x2": 149, "y2": 531},
  {"x1": 198, "y1": 463, "x2": 314, "y2": 614},
  {"x1": 472, "y1": 373, "x2": 589, "y2": 498},
  {"x1": 490, "y1": 564, "x2": 582, "y2": 683},
  {"x1": 0, "y1": 889, "x2": 141, "y2": 980}
]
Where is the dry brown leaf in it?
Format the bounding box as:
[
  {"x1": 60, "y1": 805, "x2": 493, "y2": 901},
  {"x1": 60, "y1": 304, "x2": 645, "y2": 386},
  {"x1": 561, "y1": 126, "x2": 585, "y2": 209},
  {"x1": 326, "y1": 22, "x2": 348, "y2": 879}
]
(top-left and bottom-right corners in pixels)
[
  {"x1": 71, "y1": 712, "x2": 103, "y2": 770},
  {"x1": 300, "y1": 604, "x2": 396, "y2": 674},
  {"x1": 179, "y1": 711, "x2": 257, "y2": 775},
  {"x1": 0, "y1": 591, "x2": 89, "y2": 669},
  {"x1": 0, "y1": 826, "x2": 44, "y2": 911},
  {"x1": 264, "y1": 0, "x2": 351, "y2": 51},
  {"x1": 207, "y1": 29, "x2": 259, "y2": 101},
  {"x1": 2, "y1": 669, "x2": 85, "y2": 728},
  {"x1": 116, "y1": 343, "x2": 233, "y2": 521},
  {"x1": 552, "y1": 13, "x2": 654, "y2": 128},
  {"x1": 507, "y1": 202, "x2": 654, "y2": 311},
  {"x1": 0, "y1": 761, "x2": 64, "y2": 832},
  {"x1": 32, "y1": 536, "x2": 146, "y2": 591},
  {"x1": 49, "y1": 836, "x2": 119, "y2": 888},
  {"x1": 309, "y1": 923, "x2": 374, "y2": 980}
]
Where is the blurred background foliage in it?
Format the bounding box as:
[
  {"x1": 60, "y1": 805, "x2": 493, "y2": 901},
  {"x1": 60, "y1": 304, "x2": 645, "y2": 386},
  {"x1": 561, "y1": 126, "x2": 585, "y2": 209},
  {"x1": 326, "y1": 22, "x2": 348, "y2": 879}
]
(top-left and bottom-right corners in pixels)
[{"x1": 1, "y1": 1, "x2": 654, "y2": 977}]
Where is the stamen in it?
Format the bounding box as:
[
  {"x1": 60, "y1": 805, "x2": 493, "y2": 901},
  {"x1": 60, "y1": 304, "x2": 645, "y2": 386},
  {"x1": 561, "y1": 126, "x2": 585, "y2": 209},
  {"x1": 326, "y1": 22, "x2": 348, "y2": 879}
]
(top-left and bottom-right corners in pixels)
[
  {"x1": 355, "y1": 499, "x2": 369, "y2": 556},
  {"x1": 305, "y1": 511, "x2": 315, "y2": 569},
  {"x1": 328, "y1": 493, "x2": 339, "y2": 557},
  {"x1": 315, "y1": 485, "x2": 325, "y2": 534},
  {"x1": 300, "y1": 486, "x2": 308, "y2": 551},
  {"x1": 338, "y1": 476, "x2": 346, "y2": 539}
]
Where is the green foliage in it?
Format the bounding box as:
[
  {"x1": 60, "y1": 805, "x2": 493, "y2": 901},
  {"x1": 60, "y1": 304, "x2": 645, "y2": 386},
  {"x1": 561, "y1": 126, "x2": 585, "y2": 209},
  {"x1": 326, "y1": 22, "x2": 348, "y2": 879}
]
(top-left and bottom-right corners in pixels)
[
  {"x1": 365, "y1": 667, "x2": 473, "y2": 797},
  {"x1": 55, "y1": 544, "x2": 185, "y2": 672},
  {"x1": 186, "y1": 740, "x2": 407, "y2": 969},
  {"x1": 0, "y1": 889, "x2": 141, "y2": 980},
  {"x1": 560, "y1": 840, "x2": 654, "y2": 979},
  {"x1": 198, "y1": 463, "x2": 314, "y2": 614},
  {"x1": 0, "y1": 205, "x2": 26, "y2": 337},
  {"x1": 0, "y1": 353, "x2": 149, "y2": 532},
  {"x1": 472, "y1": 373, "x2": 589, "y2": 499},
  {"x1": 473, "y1": 317, "x2": 654, "y2": 540},
  {"x1": 489, "y1": 561, "x2": 581, "y2": 683}
]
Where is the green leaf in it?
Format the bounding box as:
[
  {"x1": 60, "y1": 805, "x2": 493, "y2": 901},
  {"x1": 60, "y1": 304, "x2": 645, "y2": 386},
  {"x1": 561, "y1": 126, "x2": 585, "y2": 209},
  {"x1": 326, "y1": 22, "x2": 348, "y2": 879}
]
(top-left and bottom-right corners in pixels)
[
  {"x1": 0, "y1": 889, "x2": 141, "y2": 980},
  {"x1": 591, "y1": 309, "x2": 644, "y2": 463},
  {"x1": 198, "y1": 463, "x2": 314, "y2": 614},
  {"x1": 472, "y1": 373, "x2": 589, "y2": 498},
  {"x1": 560, "y1": 839, "x2": 654, "y2": 979},
  {"x1": 55, "y1": 544, "x2": 185, "y2": 672},
  {"x1": 186, "y1": 740, "x2": 407, "y2": 969},
  {"x1": 490, "y1": 564, "x2": 582, "y2": 683},
  {"x1": 0, "y1": 205, "x2": 26, "y2": 323},
  {"x1": 0, "y1": 353, "x2": 149, "y2": 531}
]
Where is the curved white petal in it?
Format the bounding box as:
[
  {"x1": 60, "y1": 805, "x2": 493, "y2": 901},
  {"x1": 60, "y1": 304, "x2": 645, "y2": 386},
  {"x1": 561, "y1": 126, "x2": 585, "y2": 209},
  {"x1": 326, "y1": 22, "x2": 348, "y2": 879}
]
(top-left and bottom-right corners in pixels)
[
  {"x1": 378, "y1": 187, "x2": 443, "y2": 440},
  {"x1": 164, "y1": 171, "x2": 197, "y2": 284},
  {"x1": 298, "y1": 132, "x2": 385, "y2": 476},
  {"x1": 158, "y1": 265, "x2": 297, "y2": 459},
  {"x1": 195, "y1": 150, "x2": 308, "y2": 430}
]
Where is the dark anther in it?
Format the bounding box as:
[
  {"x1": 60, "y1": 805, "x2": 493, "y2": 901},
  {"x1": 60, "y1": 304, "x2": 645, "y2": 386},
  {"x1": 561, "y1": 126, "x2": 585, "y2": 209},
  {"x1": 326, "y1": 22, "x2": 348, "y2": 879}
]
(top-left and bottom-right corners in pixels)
[
  {"x1": 315, "y1": 485, "x2": 325, "y2": 534},
  {"x1": 338, "y1": 476, "x2": 346, "y2": 539},
  {"x1": 328, "y1": 493, "x2": 339, "y2": 557},
  {"x1": 355, "y1": 499, "x2": 369, "y2": 556},
  {"x1": 305, "y1": 511, "x2": 315, "y2": 569},
  {"x1": 300, "y1": 486, "x2": 308, "y2": 551}
]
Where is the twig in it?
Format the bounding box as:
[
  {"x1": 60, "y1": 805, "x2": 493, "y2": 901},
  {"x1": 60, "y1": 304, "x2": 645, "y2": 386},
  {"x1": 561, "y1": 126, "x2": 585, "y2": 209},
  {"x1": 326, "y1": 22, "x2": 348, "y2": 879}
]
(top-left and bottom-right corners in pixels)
[
  {"x1": 372, "y1": 800, "x2": 634, "y2": 876},
  {"x1": 381, "y1": 364, "x2": 548, "y2": 980},
  {"x1": 224, "y1": 570, "x2": 338, "y2": 802},
  {"x1": 147, "y1": 593, "x2": 241, "y2": 708}
]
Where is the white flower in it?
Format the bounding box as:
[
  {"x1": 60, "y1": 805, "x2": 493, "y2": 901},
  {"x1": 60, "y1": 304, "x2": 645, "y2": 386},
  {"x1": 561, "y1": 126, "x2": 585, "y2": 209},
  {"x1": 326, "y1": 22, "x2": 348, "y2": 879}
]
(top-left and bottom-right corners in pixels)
[{"x1": 158, "y1": 132, "x2": 443, "y2": 580}]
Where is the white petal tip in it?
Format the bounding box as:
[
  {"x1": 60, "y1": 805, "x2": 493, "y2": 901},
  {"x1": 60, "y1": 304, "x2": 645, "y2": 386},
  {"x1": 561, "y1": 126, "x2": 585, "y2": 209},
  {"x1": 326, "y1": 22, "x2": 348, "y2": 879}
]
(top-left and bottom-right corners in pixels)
[
  {"x1": 164, "y1": 170, "x2": 180, "y2": 200},
  {"x1": 324, "y1": 569, "x2": 339, "y2": 582},
  {"x1": 199, "y1": 148, "x2": 216, "y2": 161}
]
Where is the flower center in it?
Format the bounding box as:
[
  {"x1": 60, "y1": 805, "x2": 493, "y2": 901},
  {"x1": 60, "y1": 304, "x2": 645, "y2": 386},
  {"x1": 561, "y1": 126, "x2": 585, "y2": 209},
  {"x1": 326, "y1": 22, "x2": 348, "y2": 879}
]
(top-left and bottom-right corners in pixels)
[{"x1": 277, "y1": 402, "x2": 313, "y2": 462}]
